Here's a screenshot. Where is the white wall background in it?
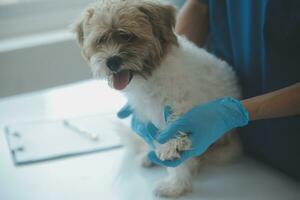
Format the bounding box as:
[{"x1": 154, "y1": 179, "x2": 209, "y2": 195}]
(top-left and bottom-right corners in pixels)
[{"x1": 0, "y1": 32, "x2": 90, "y2": 98}]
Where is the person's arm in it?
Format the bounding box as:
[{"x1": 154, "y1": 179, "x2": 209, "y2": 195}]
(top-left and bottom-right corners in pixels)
[
  {"x1": 175, "y1": 0, "x2": 209, "y2": 47},
  {"x1": 243, "y1": 82, "x2": 300, "y2": 120}
]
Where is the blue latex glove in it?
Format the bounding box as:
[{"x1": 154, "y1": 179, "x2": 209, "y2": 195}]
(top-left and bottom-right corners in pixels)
[
  {"x1": 148, "y1": 97, "x2": 249, "y2": 167},
  {"x1": 117, "y1": 104, "x2": 159, "y2": 148},
  {"x1": 117, "y1": 103, "x2": 133, "y2": 119}
]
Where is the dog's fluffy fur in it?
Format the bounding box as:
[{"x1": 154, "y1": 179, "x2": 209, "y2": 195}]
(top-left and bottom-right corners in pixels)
[{"x1": 73, "y1": 0, "x2": 242, "y2": 197}]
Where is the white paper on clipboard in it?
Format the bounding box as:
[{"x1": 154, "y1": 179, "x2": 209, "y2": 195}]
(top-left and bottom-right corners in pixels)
[{"x1": 5, "y1": 113, "x2": 124, "y2": 165}]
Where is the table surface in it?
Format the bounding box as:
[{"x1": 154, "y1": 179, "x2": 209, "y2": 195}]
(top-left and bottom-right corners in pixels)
[{"x1": 0, "y1": 80, "x2": 299, "y2": 200}]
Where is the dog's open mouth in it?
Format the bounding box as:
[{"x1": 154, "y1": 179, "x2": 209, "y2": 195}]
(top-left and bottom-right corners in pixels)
[{"x1": 109, "y1": 70, "x2": 133, "y2": 90}]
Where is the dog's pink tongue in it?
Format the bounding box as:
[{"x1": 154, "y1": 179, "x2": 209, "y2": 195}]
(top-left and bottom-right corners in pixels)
[{"x1": 113, "y1": 71, "x2": 130, "y2": 90}]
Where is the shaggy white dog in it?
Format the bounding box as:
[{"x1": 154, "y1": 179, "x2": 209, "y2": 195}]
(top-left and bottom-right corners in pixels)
[{"x1": 73, "y1": 0, "x2": 241, "y2": 197}]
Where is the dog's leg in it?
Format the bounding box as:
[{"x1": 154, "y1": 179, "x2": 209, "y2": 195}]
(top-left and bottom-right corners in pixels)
[
  {"x1": 154, "y1": 101, "x2": 194, "y2": 161},
  {"x1": 154, "y1": 159, "x2": 197, "y2": 197},
  {"x1": 152, "y1": 103, "x2": 197, "y2": 197},
  {"x1": 154, "y1": 134, "x2": 194, "y2": 197}
]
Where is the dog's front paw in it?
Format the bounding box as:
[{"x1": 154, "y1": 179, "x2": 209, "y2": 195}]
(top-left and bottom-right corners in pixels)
[
  {"x1": 154, "y1": 178, "x2": 192, "y2": 197},
  {"x1": 155, "y1": 132, "x2": 191, "y2": 161}
]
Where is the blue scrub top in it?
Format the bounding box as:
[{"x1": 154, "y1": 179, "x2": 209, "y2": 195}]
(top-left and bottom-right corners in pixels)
[{"x1": 200, "y1": 0, "x2": 300, "y2": 180}]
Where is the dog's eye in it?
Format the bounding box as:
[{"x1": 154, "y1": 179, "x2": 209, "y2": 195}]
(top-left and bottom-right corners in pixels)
[
  {"x1": 119, "y1": 32, "x2": 137, "y2": 43},
  {"x1": 96, "y1": 36, "x2": 106, "y2": 45}
]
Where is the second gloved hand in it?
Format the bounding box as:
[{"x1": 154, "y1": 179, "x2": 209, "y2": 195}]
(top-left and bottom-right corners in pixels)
[{"x1": 148, "y1": 97, "x2": 249, "y2": 167}]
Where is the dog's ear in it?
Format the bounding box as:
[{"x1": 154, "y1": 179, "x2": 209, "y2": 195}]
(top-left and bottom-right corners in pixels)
[
  {"x1": 138, "y1": 2, "x2": 178, "y2": 48},
  {"x1": 72, "y1": 7, "x2": 95, "y2": 47}
]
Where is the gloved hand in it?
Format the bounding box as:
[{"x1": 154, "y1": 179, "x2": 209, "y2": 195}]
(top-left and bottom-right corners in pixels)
[
  {"x1": 148, "y1": 97, "x2": 249, "y2": 167},
  {"x1": 117, "y1": 104, "x2": 159, "y2": 148}
]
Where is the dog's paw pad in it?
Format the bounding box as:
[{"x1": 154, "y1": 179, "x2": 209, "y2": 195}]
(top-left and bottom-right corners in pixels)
[
  {"x1": 156, "y1": 147, "x2": 180, "y2": 161},
  {"x1": 155, "y1": 132, "x2": 192, "y2": 161}
]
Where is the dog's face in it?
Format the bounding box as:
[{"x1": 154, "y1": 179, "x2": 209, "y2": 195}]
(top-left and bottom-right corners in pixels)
[{"x1": 73, "y1": 0, "x2": 177, "y2": 90}]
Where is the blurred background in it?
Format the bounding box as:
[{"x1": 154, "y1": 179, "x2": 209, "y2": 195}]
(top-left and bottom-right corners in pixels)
[{"x1": 0, "y1": 0, "x2": 185, "y2": 98}]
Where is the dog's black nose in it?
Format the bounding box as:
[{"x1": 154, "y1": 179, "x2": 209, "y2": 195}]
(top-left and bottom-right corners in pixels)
[{"x1": 106, "y1": 56, "x2": 122, "y2": 72}]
